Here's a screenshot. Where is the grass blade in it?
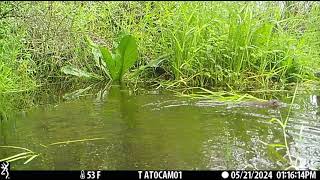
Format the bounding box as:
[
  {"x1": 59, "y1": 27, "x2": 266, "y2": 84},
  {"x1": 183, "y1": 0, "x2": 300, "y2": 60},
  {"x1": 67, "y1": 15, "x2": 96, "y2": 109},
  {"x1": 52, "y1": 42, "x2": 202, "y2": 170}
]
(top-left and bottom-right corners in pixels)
[
  {"x1": 7, "y1": 155, "x2": 33, "y2": 163},
  {"x1": 0, "y1": 145, "x2": 33, "y2": 152},
  {"x1": 0, "y1": 152, "x2": 32, "y2": 162},
  {"x1": 24, "y1": 154, "x2": 40, "y2": 164},
  {"x1": 47, "y1": 137, "x2": 105, "y2": 146}
]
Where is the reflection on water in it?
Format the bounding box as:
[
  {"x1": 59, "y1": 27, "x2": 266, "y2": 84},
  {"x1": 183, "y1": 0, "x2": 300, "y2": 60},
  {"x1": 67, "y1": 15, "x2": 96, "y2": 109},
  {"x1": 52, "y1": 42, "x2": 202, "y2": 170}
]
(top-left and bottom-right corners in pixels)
[{"x1": 0, "y1": 85, "x2": 320, "y2": 170}]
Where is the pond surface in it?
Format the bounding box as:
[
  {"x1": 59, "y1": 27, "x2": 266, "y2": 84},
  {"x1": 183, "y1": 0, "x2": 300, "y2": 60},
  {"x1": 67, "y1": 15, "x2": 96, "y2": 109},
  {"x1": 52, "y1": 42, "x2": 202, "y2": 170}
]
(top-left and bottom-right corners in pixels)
[{"x1": 1, "y1": 85, "x2": 320, "y2": 170}]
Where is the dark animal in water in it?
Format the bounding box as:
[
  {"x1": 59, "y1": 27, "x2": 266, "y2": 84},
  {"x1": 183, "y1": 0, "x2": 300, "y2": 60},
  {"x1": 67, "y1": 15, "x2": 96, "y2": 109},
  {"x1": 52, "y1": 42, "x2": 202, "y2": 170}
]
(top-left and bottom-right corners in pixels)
[{"x1": 239, "y1": 99, "x2": 282, "y2": 108}]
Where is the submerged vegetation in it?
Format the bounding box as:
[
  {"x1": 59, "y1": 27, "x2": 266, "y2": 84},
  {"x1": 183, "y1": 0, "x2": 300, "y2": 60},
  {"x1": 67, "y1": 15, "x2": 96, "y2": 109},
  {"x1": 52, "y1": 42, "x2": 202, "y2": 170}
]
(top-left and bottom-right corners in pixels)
[
  {"x1": 0, "y1": 1, "x2": 320, "y2": 92},
  {"x1": 0, "y1": 138, "x2": 105, "y2": 164}
]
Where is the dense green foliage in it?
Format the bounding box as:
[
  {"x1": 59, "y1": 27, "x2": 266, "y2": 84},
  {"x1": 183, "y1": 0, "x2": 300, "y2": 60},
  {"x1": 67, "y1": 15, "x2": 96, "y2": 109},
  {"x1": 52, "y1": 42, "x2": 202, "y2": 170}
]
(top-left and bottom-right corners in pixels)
[
  {"x1": 61, "y1": 34, "x2": 138, "y2": 82},
  {"x1": 0, "y1": 3, "x2": 36, "y2": 92},
  {"x1": 1, "y1": 1, "x2": 320, "y2": 92}
]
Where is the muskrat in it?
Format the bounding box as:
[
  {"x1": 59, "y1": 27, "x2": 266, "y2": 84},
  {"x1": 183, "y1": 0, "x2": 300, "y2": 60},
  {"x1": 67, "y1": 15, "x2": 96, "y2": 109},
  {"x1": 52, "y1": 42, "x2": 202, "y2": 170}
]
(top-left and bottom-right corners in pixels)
[{"x1": 239, "y1": 99, "x2": 282, "y2": 108}]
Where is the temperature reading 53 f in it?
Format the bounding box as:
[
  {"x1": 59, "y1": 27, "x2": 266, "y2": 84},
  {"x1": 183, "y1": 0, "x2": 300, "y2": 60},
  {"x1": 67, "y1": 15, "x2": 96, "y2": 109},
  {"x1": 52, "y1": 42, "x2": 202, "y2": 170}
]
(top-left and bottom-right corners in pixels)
[{"x1": 80, "y1": 170, "x2": 101, "y2": 179}]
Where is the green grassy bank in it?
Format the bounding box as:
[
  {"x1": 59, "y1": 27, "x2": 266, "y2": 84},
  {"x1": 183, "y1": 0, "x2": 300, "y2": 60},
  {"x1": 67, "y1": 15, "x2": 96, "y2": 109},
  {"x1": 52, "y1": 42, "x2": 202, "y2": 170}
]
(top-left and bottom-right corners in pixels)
[{"x1": 1, "y1": 1, "x2": 320, "y2": 93}]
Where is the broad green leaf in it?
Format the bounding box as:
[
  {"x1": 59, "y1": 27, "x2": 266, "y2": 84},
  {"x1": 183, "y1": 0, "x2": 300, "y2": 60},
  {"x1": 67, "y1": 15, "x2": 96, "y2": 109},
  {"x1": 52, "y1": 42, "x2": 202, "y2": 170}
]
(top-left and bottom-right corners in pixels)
[
  {"x1": 113, "y1": 50, "x2": 123, "y2": 81},
  {"x1": 118, "y1": 35, "x2": 138, "y2": 79},
  {"x1": 100, "y1": 46, "x2": 121, "y2": 81},
  {"x1": 99, "y1": 35, "x2": 138, "y2": 81},
  {"x1": 61, "y1": 65, "x2": 92, "y2": 78}
]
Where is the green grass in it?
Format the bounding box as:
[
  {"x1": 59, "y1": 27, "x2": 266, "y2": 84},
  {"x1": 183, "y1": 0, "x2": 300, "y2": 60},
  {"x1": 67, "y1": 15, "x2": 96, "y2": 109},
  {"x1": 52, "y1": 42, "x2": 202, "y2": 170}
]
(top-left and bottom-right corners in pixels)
[
  {"x1": 1, "y1": 1, "x2": 320, "y2": 92},
  {"x1": 0, "y1": 4, "x2": 36, "y2": 93}
]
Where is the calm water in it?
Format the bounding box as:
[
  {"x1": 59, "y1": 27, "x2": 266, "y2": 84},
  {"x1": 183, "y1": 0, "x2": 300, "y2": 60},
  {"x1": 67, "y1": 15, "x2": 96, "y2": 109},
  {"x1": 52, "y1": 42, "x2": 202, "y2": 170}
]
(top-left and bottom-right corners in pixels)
[{"x1": 0, "y1": 85, "x2": 320, "y2": 170}]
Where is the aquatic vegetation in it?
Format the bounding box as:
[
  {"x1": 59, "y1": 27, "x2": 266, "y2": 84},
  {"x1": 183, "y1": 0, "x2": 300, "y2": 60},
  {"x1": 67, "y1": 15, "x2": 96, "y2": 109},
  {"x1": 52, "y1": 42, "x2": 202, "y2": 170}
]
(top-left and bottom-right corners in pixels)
[
  {"x1": 0, "y1": 137, "x2": 105, "y2": 165},
  {"x1": 0, "y1": 146, "x2": 40, "y2": 165},
  {"x1": 261, "y1": 83, "x2": 302, "y2": 169},
  {"x1": 41, "y1": 137, "x2": 105, "y2": 147},
  {"x1": 175, "y1": 87, "x2": 266, "y2": 102}
]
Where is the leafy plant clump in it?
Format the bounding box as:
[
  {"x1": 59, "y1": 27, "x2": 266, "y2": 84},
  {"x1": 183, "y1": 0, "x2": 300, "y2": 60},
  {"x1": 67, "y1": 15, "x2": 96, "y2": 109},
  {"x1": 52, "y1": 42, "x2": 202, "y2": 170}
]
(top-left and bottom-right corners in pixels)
[
  {"x1": 61, "y1": 34, "x2": 138, "y2": 83},
  {"x1": 100, "y1": 35, "x2": 138, "y2": 82}
]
